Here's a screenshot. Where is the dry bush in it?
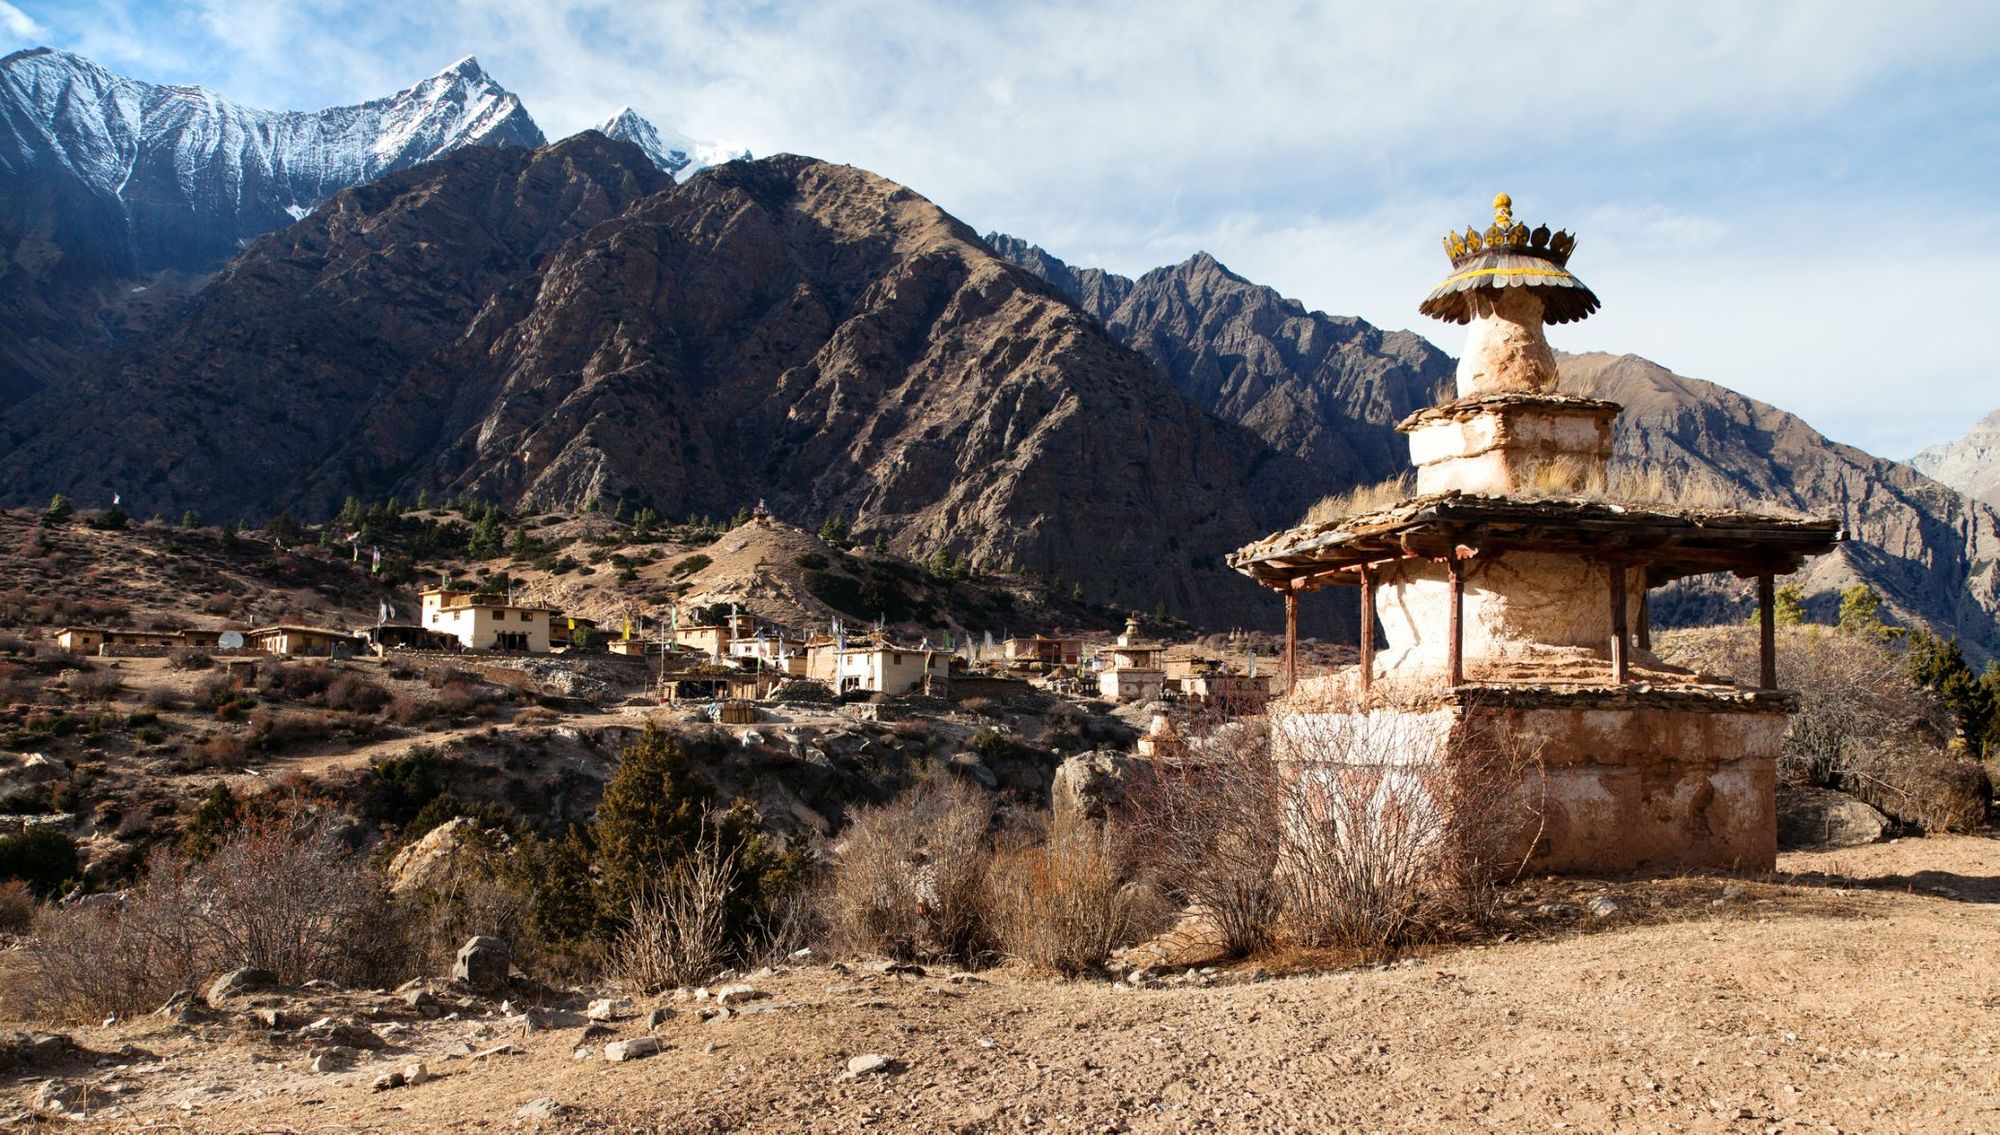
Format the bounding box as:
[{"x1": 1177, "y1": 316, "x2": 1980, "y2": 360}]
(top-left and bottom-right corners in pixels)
[
  {"x1": 824, "y1": 775, "x2": 994, "y2": 963},
  {"x1": 1273, "y1": 707, "x2": 1539, "y2": 957},
  {"x1": 988, "y1": 812, "x2": 1156, "y2": 976},
  {"x1": 0, "y1": 671, "x2": 41, "y2": 707},
  {"x1": 388, "y1": 693, "x2": 439, "y2": 725},
  {"x1": 1126, "y1": 717, "x2": 1286, "y2": 957},
  {"x1": 195, "y1": 732, "x2": 247, "y2": 769},
  {"x1": 0, "y1": 878, "x2": 35, "y2": 933},
  {"x1": 14, "y1": 816, "x2": 404, "y2": 1019},
  {"x1": 167, "y1": 648, "x2": 213, "y2": 671},
  {"x1": 66, "y1": 669, "x2": 122, "y2": 702},
  {"x1": 1657, "y1": 625, "x2": 1944, "y2": 786},
  {"x1": 1844, "y1": 742, "x2": 1992, "y2": 834},
  {"x1": 399, "y1": 840, "x2": 533, "y2": 979},
  {"x1": 615, "y1": 829, "x2": 737, "y2": 991}
]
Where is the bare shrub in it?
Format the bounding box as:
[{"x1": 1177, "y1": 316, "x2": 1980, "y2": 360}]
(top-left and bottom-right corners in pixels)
[
  {"x1": 324, "y1": 674, "x2": 389, "y2": 714},
  {"x1": 67, "y1": 668, "x2": 123, "y2": 702},
  {"x1": 615, "y1": 828, "x2": 737, "y2": 991},
  {"x1": 0, "y1": 878, "x2": 35, "y2": 933},
  {"x1": 988, "y1": 812, "x2": 1154, "y2": 976},
  {"x1": 1272, "y1": 705, "x2": 1539, "y2": 958},
  {"x1": 167, "y1": 648, "x2": 213, "y2": 671},
  {"x1": 13, "y1": 815, "x2": 404, "y2": 1020},
  {"x1": 824, "y1": 776, "x2": 993, "y2": 963},
  {"x1": 1844, "y1": 742, "x2": 1992, "y2": 834},
  {"x1": 196, "y1": 732, "x2": 247, "y2": 769},
  {"x1": 398, "y1": 834, "x2": 532, "y2": 979},
  {"x1": 1657, "y1": 625, "x2": 1943, "y2": 786},
  {"x1": 1126, "y1": 717, "x2": 1285, "y2": 958}
]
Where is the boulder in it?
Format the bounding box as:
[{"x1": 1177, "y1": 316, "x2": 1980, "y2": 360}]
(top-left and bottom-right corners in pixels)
[
  {"x1": 585, "y1": 997, "x2": 634, "y2": 1021},
  {"x1": 844, "y1": 1053, "x2": 894, "y2": 1078},
  {"x1": 204, "y1": 967, "x2": 278, "y2": 1007},
  {"x1": 452, "y1": 936, "x2": 510, "y2": 993},
  {"x1": 387, "y1": 817, "x2": 481, "y2": 897},
  {"x1": 1053, "y1": 752, "x2": 1141, "y2": 821},
  {"x1": 1778, "y1": 784, "x2": 1889, "y2": 849},
  {"x1": 604, "y1": 1037, "x2": 661, "y2": 1062}
]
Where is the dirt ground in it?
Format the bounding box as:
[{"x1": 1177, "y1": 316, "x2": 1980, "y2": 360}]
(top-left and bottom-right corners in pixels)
[{"x1": 5, "y1": 833, "x2": 1995, "y2": 1132}]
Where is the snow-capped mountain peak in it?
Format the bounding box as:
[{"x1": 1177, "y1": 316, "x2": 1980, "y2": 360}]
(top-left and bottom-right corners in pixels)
[
  {"x1": 0, "y1": 47, "x2": 546, "y2": 273},
  {"x1": 594, "y1": 106, "x2": 746, "y2": 180}
]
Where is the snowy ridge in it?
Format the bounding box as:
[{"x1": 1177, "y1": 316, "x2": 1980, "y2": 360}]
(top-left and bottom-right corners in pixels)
[
  {"x1": 594, "y1": 106, "x2": 746, "y2": 180},
  {"x1": 0, "y1": 47, "x2": 545, "y2": 235}
]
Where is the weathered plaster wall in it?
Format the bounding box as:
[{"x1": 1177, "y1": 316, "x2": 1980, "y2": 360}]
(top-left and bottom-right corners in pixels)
[
  {"x1": 1371, "y1": 553, "x2": 1647, "y2": 680},
  {"x1": 1455, "y1": 288, "x2": 1557, "y2": 396},
  {"x1": 1406, "y1": 408, "x2": 1614, "y2": 495}
]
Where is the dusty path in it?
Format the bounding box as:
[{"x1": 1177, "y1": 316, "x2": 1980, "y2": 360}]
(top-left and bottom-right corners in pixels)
[{"x1": 19, "y1": 835, "x2": 2000, "y2": 1133}]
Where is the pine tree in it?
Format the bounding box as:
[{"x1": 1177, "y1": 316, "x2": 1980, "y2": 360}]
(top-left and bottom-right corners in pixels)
[
  {"x1": 40, "y1": 493, "x2": 72, "y2": 527},
  {"x1": 1836, "y1": 585, "x2": 1897, "y2": 641},
  {"x1": 467, "y1": 511, "x2": 504, "y2": 559},
  {"x1": 181, "y1": 509, "x2": 200, "y2": 530}
]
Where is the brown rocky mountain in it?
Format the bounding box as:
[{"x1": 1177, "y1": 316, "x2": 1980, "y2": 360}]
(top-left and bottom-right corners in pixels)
[
  {"x1": 1561, "y1": 354, "x2": 2000, "y2": 660},
  {"x1": 993, "y1": 240, "x2": 2000, "y2": 659},
  {"x1": 985, "y1": 235, "x2": 1452, "y2": 485},
  {"x1": 0, "y1": 135, "x2": 1318, "y2": 629},
  {"x1": 1911, "y1": 408, "x2": 2000, "y2": 509}
]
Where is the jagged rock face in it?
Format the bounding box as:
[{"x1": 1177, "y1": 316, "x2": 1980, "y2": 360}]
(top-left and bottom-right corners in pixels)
[
  {"x1": 0, "y1": 142, "x2": 1304, "y2": 626},
  {"x1": 1911, "y1": 409, "x2": 2000, "y2": 509},
  {"x1": 986, "y1": 234, "x2": 1453, "y2": 485},
  {"x1": 1561, "y1": 353, "x2": 2000, "y2": 661},
  {"x1": 0, "y1": 49, "x2": 544, "y2": 406}
]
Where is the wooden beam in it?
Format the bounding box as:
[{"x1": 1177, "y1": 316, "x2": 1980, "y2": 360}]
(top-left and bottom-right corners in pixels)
[
  {"x1": 1284, "y1": 589, "x2": 1299, "y2": 694},
  {"x1": 1358, "y1": 563, "x2": 1375, "y2": 693},
  {"x1": 1635, "y1": 586, "x2": 1651, "y2": 651},
  {"x1": 1446, "y1": 556, "x2": 1464, "y2": 687},
  {"x1": 1608, "y1": 561, "x2": 1629, "y2": 685},
  {"x1": 1757, "y1": 572, "x2": 1777, "y2": 690}
]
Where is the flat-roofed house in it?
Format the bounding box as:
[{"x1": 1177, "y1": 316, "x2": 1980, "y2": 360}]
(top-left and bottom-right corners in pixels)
[
  {"x1": 834, "y1": 644, "x2": 941, "y2": 696},
  {"x1": 1002, "y1": 634, "x2": 1083, "y2": 667},
  {"x1": 420, "y1": 588, "x2": 555, "y2": 652},
  {"x1": 246, "y1": 625, "x2": 358, "y2": 657}
]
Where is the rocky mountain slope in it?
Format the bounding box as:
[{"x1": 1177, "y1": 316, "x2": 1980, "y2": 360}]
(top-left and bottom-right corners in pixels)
[
  {"x1": 1911, "y1": 408, "x2": 2000, "y2": 508},
  {"x1": 0, "y1": 49, "x2": 545, "y2": 407},
  {"x1": 994, "y1": 239, "x2": 2000, "y2": 657},
  {"x1": 0, "y1": 137, "x2": 1310, "y2": 627},
  {"x1": 1561, "y1": 354, "x2": 2000, "y2": 658},
  {"x1": 987, "y1": 235, "x2": 1453, "y2": 485},
  {"x1": 593, "y1": 107, "x2": 746, "y2": 180}
]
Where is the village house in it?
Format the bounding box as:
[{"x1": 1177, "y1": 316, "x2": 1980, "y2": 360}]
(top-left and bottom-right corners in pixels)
[
  {"x1": 727, "y1": 626, "x2": 807, "y2": 674},
  {"x1": 833, "y1": 643, "x2": 943, "y2": 696},
  {"x1": 1002, "y1": 634, "x2": 1083, "y2": 667},
  {"x1": 419, "y1": 587, "x2": 555, "y2": 652},
  {"x1": 671, "y1": 612, "x2": 756, "y2": 659},
  {"x1": 548, "y1": 615, "x2": 600, "y2": 649},
  {"x1": 245, "y1": 625, "x2": 358, "y2": 657},
  {"x1": 54, "y1": 626, "x2": 229, "y2": 653}
]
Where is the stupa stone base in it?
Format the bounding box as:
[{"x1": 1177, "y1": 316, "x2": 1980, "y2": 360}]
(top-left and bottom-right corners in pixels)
[
  {"x1": 1401, "y1": 394, "x2": 1619, "y2": 496},
  {"x1": 1276, "y1": 677, "x2": 1789, "y2": 873}
]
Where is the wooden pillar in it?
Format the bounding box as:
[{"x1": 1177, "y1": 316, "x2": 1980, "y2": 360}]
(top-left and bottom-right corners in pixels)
[
  {"x1": 1446, "y1": 557, "x2": 1465, "y2": 687},
  {"x1": 1757, "y1": 571, "x2": 1777, "y2": 690},
  {"x1": 1283, "y1": 588, "x2": 1299, "y2": 693},
  {"x1": 1608, "y1": 561, "x2": 1629, "y2": 685},
  {"x1": 1635, "y1": 585, "x2": 1651, "y2": 651},
  {"x1": 1358, "y1": 564, "x2": 1375, "y2": 693}
]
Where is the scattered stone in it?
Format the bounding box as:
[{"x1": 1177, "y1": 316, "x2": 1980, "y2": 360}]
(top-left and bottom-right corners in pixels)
[
  {"x1": 1586, "y1": 895, "x2": 1623, "y2": 918},
  {"x1": 586, "y1": 997, "x2": 634, "y2": 1020},
  {"x1": 403, "y1": 988, "x2": 440, "y2": 1015},
  {"x1": 310, "y1": 1053, "x2": 350, "y2": 1074},
  {"x1": 33, "y1": 1080, "x2": 82, "y2": 1116},
  {"x1": 713, "y1": 985, "x2": 767, "y2": 1007},
  {"x1": 387, "y1": 817, "x2": 482, "y2": 896},
  {"x1": 204, "y1": 967, "x2": 278, "y2": 1007},
  {"x1": 647, "y1": 1007, "x2": 674, "y2": 1028},
  {"x1": 453, "y1": 936, "x2": 511, "y2": 993},
  {"x1": 471, "y1": 1043, "x2": 520, "y2": 1061},
  {"x1": 881, "y1": 962, "x2": 926, "y2": 978},
  {"x1": 526, "y1": 1008, "x2": 588, "y2": 1030},
  {"x1": 844, "y1": 1053, "x2": 894, "y2": 1078},
  {"x1": 371, "y1": 1070, "x2": 406, "y2": 1091},
  {"x1": 518, "y1": 1098, "x2": 567, "y2": 1120},
  {"x1": 403, "y1": 1062, "x2": 429, "y2": 1086},
  {"x1": 604, "y1": 1037, "x2": 662, "y2": 1062}
]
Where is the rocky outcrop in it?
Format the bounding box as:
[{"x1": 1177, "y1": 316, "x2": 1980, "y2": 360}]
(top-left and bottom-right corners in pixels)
[{"x1": 1911, "y1": 408, "x2": 2000, "y2": 509}]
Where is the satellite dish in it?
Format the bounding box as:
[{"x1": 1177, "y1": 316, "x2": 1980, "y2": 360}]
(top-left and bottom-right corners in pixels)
[{"x1": 218, "y1": 631, "x2": 244, "y2": 650}]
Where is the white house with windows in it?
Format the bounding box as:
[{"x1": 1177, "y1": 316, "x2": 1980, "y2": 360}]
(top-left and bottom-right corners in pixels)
[
  {"x1": 834, "y1": 644, "x2": 940, "y2": 695},
  {"x1": 419, "y1": 587, "x2": 555, "y2": 652}
]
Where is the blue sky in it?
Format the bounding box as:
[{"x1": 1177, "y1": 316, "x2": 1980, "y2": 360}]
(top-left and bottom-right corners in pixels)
[{"x1": 6, "y1": 1, "x2": 1998, "y2": 458}]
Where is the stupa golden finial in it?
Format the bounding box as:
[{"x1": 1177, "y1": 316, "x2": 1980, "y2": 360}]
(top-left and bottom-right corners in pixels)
[
  {"x1": 1420, "y1": 191, "x2": 1598, "y2": 326},
  {"x1": 1493, "y1": 192, "x2": 1513, "y2": 228}
]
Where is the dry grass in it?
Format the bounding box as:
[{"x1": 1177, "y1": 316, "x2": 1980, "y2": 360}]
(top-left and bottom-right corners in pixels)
[
  {"x1": 987, "y1": 812, "x2": 1160, "y2": 976},
  {"x1": 1302, "y1": 474, "x2": 1415, "y2": 525}
]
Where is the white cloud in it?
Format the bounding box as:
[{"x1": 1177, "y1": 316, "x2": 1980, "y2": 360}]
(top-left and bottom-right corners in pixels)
[
  {"x1": 0, "y1": 1, "x2": 43, "y2": 43},
  {"x1": 16, "y1": 0, "x2": 2000, "y2": 455}
]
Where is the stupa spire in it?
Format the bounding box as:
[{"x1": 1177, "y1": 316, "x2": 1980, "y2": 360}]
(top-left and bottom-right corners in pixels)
[{"x1": 1420, "y1": 192, "x2": 1597, "y2": 398}]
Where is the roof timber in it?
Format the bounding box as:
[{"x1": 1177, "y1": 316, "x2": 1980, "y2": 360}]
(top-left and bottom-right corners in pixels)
[{"x1": 1231, "y1": 492, "x2": 1841, "y2": 591}]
